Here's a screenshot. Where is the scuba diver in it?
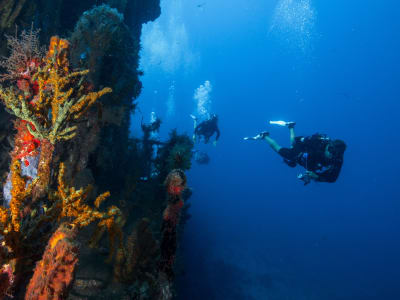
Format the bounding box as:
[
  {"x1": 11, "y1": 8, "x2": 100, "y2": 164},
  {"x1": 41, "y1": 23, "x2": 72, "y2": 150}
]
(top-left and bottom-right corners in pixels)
[
  {"x1": 140, "y1": 111, "x2": 163, "y2": 181},
  {"x1": 190, "y1": 114, "x2": 220, "y2": 145},
  {"x1": 244, "y1": 121, "x2": 346, "y2": 185},
  {"x1": 193, "y1": 150, "x2": 210, "y2": 165}
]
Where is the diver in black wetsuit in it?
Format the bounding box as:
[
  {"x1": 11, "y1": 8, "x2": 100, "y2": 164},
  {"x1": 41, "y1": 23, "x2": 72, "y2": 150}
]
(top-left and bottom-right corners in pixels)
[
  {"x1": 140, "y1": 112, "x2": 162, "y2": 180},
  {"x1": 245, "y1": 122, "x2": 346, "y2": 185},
  {"x1": 191, "y1": 114, "x2": 220, "y2": 145}
]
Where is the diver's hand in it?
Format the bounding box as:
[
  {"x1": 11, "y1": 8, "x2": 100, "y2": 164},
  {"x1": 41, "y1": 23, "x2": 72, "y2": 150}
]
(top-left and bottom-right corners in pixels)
[{"x1": 213, "y1": 140, "x2": 217, "y2": 147}]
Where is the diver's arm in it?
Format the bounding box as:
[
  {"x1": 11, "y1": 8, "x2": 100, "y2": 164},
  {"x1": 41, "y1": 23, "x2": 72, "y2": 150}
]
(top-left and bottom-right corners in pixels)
[
  {"x1": 304, "y1": 171, "x2": 319, "y2": 181},
  {"x1": 290, "y1": 127, "x2": 295, "y2": 146},
  {"x1": 215, "y1": 127, "x2": 220, "y2": 141},
  {"x1": 314, "y1": 161, "x2": 342, "y2": 183},
  {"x1": 190, "y1": 115, "x2": 198, "y2": 129},
  {"x1": 194, "y1": 123, "x2": 203, "y2": 135}
]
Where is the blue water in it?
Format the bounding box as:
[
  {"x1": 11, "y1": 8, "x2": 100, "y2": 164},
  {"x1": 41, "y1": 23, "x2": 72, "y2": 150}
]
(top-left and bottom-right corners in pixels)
[{"x1": 132, "y1": 0, "x2": 400, "y2": 299}]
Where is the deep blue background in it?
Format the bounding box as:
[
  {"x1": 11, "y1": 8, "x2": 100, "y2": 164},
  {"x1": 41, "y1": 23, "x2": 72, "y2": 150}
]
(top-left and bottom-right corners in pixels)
[{"x1": 132, "y1": 1, "x2": 400, "y2": 299}]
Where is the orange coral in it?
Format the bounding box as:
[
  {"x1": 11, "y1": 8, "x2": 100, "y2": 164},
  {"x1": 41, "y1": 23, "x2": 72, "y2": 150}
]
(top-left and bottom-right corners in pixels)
[
  {"x1": 94, "y1": 189, "x2": 110, "y2": 208},
  {"x1": 57, "y1": 163, "x2": 122, "y2": 260},
  {"x1": 25, "y1": 223, "x2": 79, "y2": 300},
  {"x1": 0, "y1": 208, "x2": 8, "y2": 225},
  {"x1": 6, "y1": 160, "x2": 36, "y2": 233},
  {"x1": 164, "y1": 169, "x2": 187, "y2": 197},
  {"x1": 46, "y1": 36, "x2": 70, "y2": 72},
  {"x1": 69, "y1": 87, "x2": 112, "y2": 120},
  {"x1": 56, "y1": 163, "x2": 115, "y2": 227},
  {"x1": 49, "y1": 232, "x2": 66, "y2": 250},
  {"x1": 9, "y1": 160, "x2": 27, "y2": 232}
]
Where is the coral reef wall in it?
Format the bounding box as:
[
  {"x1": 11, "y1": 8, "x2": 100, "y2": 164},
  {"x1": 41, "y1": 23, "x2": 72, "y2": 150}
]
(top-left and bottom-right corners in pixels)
[
  {"x1": 0, "y1": 0, "x2": 161, "y2": 202},
  {"x1": 0, "y1": 1, "x2": 197, "y2": 298}
]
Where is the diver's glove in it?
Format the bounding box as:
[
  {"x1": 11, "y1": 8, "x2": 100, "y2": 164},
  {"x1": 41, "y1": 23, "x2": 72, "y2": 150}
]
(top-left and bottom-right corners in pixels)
[
  {"x1": 213, "y1": 140, "x2": 217, "y2": 147},
  {"x1": 297, "y1": 173, "x2": 311, "y2": 185},
  {"x1": 298, "y1": 171, "x2": 318, "y2": 185}
]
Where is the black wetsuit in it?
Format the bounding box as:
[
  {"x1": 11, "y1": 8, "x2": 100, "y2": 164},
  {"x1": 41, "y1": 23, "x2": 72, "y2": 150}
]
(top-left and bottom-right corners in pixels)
[
  {"x1": 194, "y1": 118, "x2": 220, "y2": 143},
  {"x1": 278, "y1": 134, "x2": 343, "y2": 183}
]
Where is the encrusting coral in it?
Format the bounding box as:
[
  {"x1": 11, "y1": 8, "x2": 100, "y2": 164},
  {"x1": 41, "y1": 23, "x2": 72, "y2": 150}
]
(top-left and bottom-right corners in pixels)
[
  {"x1": 159, "y1": 169, "x2": 187, "y2": 281},
  {"x1": 24, "y1": 222, "x2": 79, "y2": 300}
]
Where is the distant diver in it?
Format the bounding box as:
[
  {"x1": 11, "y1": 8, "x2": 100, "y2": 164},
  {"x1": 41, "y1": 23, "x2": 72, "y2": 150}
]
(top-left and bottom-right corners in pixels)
[
  {"x1": 190, "y1": 114, "x2": 220, "y2": 146},
  {"x1": 193, "y1": 150, "x2": 210, "y2": 165},
  {"x1": 140, "y1": 111, "x2": 163, "y2": 181},
  {"x1": 244, "y1": 121, "x2": 346, "y2": 185},
  {"x1": 141, "y1": 111, "x2": 161, "y2": 136}
]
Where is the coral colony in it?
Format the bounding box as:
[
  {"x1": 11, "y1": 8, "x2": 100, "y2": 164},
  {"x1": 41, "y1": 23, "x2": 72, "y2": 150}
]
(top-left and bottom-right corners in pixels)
[{"x1": 0, "y1": 17, "x2": 193, "y2": 299}]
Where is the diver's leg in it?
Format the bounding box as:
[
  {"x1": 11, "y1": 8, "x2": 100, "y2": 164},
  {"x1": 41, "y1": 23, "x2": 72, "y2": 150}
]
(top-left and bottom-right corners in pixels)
[
  {"x1": 264, "y1": 135, "x2": 282, "y2": 153},
  {"x1": 289, "y1": 127, "x2": 295, "y2": 146},
  {"x1": 190, "y1": 115, "x2": 197, "y2": 129},
  {"x1": 190, "y1": 115, "x2": 197, "y2": 141}
]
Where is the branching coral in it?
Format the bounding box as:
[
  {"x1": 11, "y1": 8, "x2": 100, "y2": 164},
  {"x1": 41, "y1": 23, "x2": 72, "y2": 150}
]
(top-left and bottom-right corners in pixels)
[
  {"x1": 0, "y1": 36, "x2": 112, "y2": 144},
  {"x1": 155, "y1": 130, "x2": 194, "y2": 178},
  {"x1": 57, "y1": 162, "x2": 110, "y2": 227},
  {"x1": 0, "y1": 33, "x2": 112, "y2": 202},
  {"x1": 0, "y1": 26, "x2": 45, "y2": 82},
  {"x1": 56, "y1": 162, "x2": 122, "y2": 261},
  {"x1": 0, "y1": 160, "x2": 35, "y2": 235}
]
